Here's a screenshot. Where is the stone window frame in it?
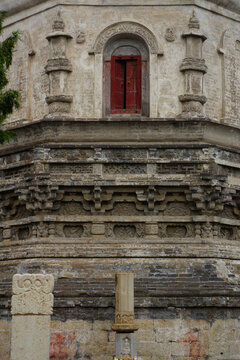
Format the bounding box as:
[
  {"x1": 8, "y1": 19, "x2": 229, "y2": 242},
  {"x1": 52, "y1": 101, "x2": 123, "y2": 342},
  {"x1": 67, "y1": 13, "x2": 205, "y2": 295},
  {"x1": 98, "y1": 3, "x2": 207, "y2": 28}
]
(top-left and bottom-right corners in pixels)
[
  {"x1": 104, "y1": 37, "x2": 148, "y2": 116},
  {"x1": 90, "y1": 21, "x2": 163, "y2": 118}
]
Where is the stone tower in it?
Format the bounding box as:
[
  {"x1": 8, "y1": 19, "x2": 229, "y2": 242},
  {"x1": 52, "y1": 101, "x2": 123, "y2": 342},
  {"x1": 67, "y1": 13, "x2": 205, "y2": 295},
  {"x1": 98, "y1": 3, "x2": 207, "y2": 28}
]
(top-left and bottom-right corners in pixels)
[{"x1": 1, "y1": 0, "x2": 240, "y2": 359}]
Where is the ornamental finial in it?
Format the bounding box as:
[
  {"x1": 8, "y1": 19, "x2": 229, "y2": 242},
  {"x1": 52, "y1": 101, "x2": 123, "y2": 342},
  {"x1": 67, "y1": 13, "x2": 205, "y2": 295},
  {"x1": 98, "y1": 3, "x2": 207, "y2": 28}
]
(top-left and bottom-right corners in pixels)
[
  {"x1": 52, "y1": 9, "x2": 65, "y2": 32},
  {"x1": 189, "y1": 10, "x2": 200, "y2": 29}
]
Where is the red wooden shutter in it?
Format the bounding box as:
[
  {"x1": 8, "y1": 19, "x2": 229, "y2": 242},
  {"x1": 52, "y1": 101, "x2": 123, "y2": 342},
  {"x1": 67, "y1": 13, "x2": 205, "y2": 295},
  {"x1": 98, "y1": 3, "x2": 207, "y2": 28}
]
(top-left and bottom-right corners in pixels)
[
  {"x1": 126, "y1": 57, "x2": 141, "y2": 112},
  {"x1": 111, "y1": 55, "x2": 141, "y2": 114},
  {"x1": 111, "y1": 57, "x2": 125, "y2": 112}
]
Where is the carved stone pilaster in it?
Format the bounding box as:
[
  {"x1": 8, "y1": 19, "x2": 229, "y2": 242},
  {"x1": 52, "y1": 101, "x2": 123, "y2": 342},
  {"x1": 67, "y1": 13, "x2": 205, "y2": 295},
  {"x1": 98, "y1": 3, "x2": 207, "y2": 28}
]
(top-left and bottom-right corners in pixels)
[
  {"x1": 112, "y1": 273, "x2": 138, "y2": 332},
  {"x1": 112, "y1": 273, "x2": 138, "y2": 359},
  {"x1": 179, "y1": 11, "x2": 207, "y2": 118},
  {"x1": 45, "y1": 10, "x2": 73, "y2": 119}
]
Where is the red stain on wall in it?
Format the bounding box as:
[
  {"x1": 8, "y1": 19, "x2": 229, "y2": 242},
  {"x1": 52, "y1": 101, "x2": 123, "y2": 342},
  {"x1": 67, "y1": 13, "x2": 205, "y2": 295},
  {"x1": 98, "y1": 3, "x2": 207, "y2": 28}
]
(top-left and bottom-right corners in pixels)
[
  {"x1": 50, "y1": 331, "x2": 76, "y2": 360},
  {"x1": 179, "y1": 329, "x2": 209, "y2": 360}
]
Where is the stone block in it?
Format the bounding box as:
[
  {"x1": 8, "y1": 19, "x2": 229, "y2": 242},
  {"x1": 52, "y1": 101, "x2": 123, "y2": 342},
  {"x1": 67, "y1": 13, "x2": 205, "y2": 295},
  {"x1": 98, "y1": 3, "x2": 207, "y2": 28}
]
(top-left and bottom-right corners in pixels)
[
  {"x1": 136, "y1": 319, "x2": 154, "y2": 330},
  {"x1": 93, "y1": 320, "x2": 112, "y2": 331},
  {"x1": 91, "y1": 223, "x2": 105, "y2": 235},
  {"x1": 3, "y1": 228, "x2": 11, "y2": 239},
  {"x1": 0, "y1": 320, "x2": 11, "y2": 331},
  {"x1": 0, "y1": 344, "x2": 10, "y2": 360},
  {"x1": 137, "y1": 329, "x2": 155, "y2": 342},
  {"x1": 145, "y1": 223, "x2": 159, "y2": 235},
  {"x1": 108, "y1": 331, "x2": 116, "y2": 343},
  {"x1": 50, "y1": 320, "x2": 62, "y2": 330},
  {"x1": 0, "y1": 331, "x2": 10, "y2": 344},
  {"x1": 155, "y1": 326, "x2": 180, "y2": 343}
]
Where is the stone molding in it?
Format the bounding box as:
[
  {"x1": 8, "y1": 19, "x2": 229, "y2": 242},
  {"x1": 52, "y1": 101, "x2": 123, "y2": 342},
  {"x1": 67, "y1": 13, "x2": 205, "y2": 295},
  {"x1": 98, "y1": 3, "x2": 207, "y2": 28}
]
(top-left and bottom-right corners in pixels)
[
  {"x1": 1, "y1": 118, "x2": 240, "y2": 152},
  {"x1": 3, "y1": 0, "x2": 240, "y2": 19},
  {"x1": 112, "y1": 314, "x2": 139, "y2": 332},
  {"x1": 46, "y1": 95, "x2": 73, "y2": 104},
  {"x1": 90, "y1": 21, "x2": 163, "y2": 55},
  {"x1": 180, "y1": 58, "x2": 207, "y2": 73},
  {"x1": 179, "y1": 94, "x2": 207, "y2": 104},
  {"x1": 11, "y1": 274, "x2": 54, "y2": 315},
  {"x1": 45, "y1": 59, "x2": 72, "y2": 74}
]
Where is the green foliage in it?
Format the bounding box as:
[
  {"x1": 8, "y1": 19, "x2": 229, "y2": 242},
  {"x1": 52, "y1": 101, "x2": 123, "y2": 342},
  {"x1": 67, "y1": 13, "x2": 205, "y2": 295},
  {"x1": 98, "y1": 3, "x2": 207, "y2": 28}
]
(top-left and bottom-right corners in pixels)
[{"x1": 0, "y1": 11, "x2": 20, "y2": 144}]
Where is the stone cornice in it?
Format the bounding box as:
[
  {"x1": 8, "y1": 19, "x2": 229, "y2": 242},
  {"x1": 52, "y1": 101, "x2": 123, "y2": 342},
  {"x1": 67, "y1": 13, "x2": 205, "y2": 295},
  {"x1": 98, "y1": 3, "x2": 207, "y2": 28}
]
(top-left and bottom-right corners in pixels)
[
  {"x1": 3, "y1": 0, "x2": 240, "y2": 27},
  {"x1": 3, "y1": 0, "x2": 240, "y2": 14},
  {"x1": 1, "y1": 118, "x2": 240, "y2": 154},
  {"x1": 2, "y1": 238, "x2": 240, "y2": 261}
]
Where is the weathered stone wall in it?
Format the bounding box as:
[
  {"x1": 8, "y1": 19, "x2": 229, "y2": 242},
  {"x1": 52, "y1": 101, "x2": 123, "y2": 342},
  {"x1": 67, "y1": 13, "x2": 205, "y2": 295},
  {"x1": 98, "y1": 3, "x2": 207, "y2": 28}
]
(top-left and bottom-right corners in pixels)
[
  {"x1": 0, "y1": 320, "x2": 10, "y2": 360},
  {"x1": 0, "y1": 118, "x2": 240, "y2": 358},
  {"x1": 2, "y1": 1, "x2": 240, "y2": 124},
  {"x1": 1, "y1": 316, "x2": 240, "y2": 360},
  {"x1": 1, "y1": 1, "x2": 240, "y2": 359},
  {"x1": 49, "y1": 317, "x2": 240, "y2": 360}
]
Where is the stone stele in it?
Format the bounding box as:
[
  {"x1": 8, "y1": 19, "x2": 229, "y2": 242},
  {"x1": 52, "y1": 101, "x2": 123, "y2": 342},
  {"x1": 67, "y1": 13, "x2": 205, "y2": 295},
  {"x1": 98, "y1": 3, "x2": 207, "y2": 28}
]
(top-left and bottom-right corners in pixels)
[{"x1": 11, "y1": 274, "x2": 54, "y2": 360}]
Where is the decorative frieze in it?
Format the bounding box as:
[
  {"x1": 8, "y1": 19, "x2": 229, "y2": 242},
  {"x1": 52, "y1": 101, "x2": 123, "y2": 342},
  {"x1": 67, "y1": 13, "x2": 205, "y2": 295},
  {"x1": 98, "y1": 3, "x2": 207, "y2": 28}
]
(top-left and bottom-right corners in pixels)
[
  {"x1": 16, "y1": 184, "x2": 59, "y2": 211},
  {"x1": 179, "y1": 11, "x2": 207, "y2": 118},
  {"x1": 187, "y1": 183, "x2": 235, "y2": 212}
]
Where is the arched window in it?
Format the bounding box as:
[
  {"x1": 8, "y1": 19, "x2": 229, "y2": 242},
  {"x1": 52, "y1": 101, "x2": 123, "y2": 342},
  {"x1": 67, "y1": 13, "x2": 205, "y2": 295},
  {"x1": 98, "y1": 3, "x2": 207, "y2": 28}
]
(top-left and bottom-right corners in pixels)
[{"x1": 103, "y1": 36, "x2": 149, "y2": 116}]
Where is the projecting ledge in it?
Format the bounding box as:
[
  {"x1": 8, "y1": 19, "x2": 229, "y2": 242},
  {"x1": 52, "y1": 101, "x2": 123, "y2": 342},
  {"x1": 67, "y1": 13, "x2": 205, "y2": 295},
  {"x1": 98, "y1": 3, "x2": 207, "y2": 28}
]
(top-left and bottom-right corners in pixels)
[{"x1": 1, "y1": 118, "x2": 240, "y2": 153}]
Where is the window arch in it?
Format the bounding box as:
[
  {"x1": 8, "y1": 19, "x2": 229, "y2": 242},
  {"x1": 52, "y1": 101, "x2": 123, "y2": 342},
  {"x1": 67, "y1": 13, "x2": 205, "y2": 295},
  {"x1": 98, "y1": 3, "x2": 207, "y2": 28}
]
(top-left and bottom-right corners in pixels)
[
  {"x1": 91, "y1": 21, "x2": 163, "y2": 118},
  {"x1": 103, "y1": 35, "x2": 149, "y2": 116}
]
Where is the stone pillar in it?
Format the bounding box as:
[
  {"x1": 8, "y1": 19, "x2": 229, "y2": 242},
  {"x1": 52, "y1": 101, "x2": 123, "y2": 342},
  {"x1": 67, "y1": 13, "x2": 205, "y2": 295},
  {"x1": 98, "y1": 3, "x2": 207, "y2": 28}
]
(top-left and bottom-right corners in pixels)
[
  {"x1": 112, "y1": 273, "x2": 138, "y2": 358},
  {"x1": 45, "y1": 10, "x2": 73, "y2": 119},
  {"x1": 11, "y1": 274, "x2": 54, "y2": 360},
  {"x1": 179, "y1": 10, "x2": 207, "y2": 118}
]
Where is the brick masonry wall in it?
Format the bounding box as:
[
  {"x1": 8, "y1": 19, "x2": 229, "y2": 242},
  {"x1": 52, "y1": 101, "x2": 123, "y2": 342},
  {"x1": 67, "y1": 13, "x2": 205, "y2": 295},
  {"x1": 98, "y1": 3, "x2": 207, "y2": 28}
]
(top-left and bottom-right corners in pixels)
[{"x1": 1, "y1": 317, "x2": 240, "y2": 360}]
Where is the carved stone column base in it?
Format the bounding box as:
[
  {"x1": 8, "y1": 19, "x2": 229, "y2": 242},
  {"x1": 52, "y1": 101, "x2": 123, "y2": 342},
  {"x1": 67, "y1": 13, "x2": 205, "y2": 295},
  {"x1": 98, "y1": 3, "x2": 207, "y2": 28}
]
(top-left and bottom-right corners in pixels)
[
  {"x1": 44, "y1": 112, "x2": 75, "y2": 121},
  {"x1": 112, "y1": 322, "x2": 139, "y2": 332},
  {"x1": 178, "y1": 94, "x2": 207, "y2": 118},
  {"x1": 115, "y1": 332, "x2": 137, "y2": 359},
  {"x1": 46, "y1": 95, "x2": 73, "y2": 114}
]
